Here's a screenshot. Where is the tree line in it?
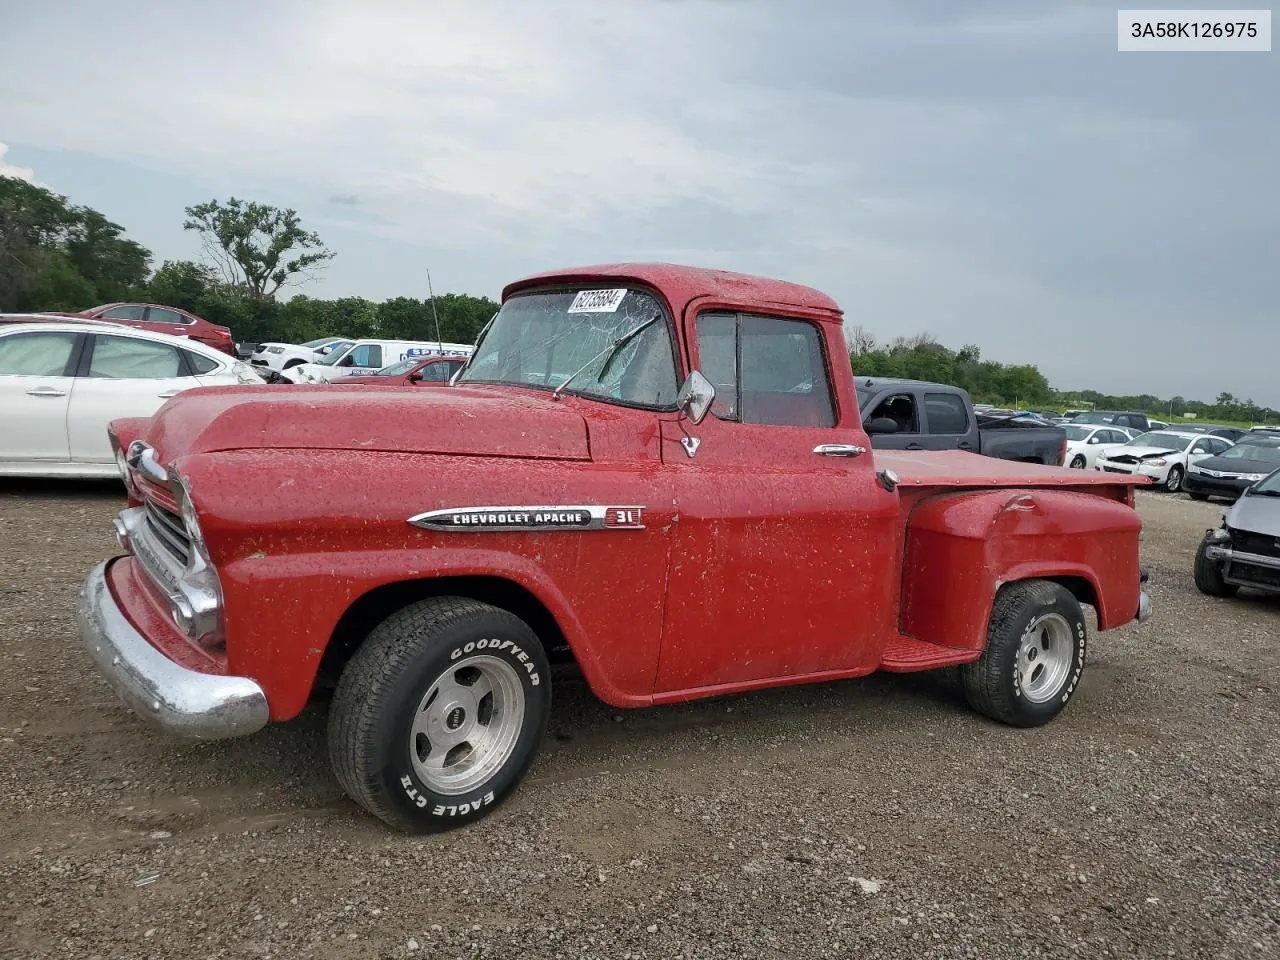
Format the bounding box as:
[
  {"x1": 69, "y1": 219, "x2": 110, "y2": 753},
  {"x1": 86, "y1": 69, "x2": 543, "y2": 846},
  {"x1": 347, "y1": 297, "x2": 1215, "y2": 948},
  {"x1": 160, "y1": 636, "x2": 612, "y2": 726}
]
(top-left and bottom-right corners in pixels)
[
  {"x1": 848, "y1": 326, "x2": 1277, "y2": 423},
  {"x1": 2, "y1": 174, "x2": 1270, "y2": 421},
  {"x1": 0, "y1": 177, "x2": 496, "y2": 347}
]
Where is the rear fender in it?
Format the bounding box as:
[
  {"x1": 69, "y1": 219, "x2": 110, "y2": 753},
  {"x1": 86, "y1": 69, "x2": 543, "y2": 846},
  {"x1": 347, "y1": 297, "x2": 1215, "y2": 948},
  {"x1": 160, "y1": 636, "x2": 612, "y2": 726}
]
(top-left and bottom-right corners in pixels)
[{"x1": 900, "y1": 488, "x2": 1142, "y2": 650}]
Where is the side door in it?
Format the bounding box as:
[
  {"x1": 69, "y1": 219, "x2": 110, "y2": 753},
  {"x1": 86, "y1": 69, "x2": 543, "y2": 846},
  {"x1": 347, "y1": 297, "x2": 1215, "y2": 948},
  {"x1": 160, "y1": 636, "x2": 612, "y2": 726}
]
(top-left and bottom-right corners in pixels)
[
  {"x1": 143, "y1": 306, "x2": 192, "y2": 338},
  {"x1": 0, "y1": 330, "x2": 83, "y2": 462},
  {"x1": 343, "y1": 342, "x2": 384, "y2": 377},
  {"x1": 66, "y1": 333, "x2": 199, "y2": 463},
  {"x1": 862, "y1": 389, "x2": 924, "y2": 449},
  {"x1": 656, "y1": 310, "x2": 901, "y2": 695},
  {"x1": 921, "y1": 391, "x2": 975, "y2": 451}
]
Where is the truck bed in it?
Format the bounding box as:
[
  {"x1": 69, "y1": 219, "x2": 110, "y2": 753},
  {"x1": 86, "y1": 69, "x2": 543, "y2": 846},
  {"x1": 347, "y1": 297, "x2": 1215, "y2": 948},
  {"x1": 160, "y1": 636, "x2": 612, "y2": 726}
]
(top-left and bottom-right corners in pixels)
[{"x1": 876, "y1": 449, "x2": 1150, "y2": 490}]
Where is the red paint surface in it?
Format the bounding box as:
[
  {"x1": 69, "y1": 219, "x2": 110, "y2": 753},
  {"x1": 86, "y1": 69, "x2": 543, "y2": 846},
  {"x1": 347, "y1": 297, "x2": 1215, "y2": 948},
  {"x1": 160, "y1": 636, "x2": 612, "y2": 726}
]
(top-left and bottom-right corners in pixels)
[
  {"x1": 68, "y1": 303, "x2": 236, "y2": 354},
  {"x1": 102, "y1": 263, "x2": 1149, "y2": 721}
]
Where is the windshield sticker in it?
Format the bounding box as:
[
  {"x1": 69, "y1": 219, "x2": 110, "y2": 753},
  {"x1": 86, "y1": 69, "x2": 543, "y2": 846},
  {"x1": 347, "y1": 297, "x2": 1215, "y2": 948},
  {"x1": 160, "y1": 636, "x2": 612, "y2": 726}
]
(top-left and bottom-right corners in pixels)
[
  {"x1": 567, "y1": 289, "x2": 628, "y2": 314},
  {"x1": 408, "y1": 504, "x2": 646, "y2": 532}
]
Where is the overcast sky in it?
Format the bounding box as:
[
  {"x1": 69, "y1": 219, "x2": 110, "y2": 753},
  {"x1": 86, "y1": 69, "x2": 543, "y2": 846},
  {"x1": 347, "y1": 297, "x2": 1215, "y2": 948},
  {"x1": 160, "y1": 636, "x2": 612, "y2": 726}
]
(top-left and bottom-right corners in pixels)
[{"x1": 2, "y1": 1, "x2": 1276, "y2": 405}]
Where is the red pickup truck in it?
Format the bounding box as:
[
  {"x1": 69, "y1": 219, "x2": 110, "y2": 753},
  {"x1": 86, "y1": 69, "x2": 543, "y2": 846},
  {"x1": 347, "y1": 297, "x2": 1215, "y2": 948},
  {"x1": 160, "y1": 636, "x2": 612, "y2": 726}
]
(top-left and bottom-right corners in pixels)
[{"x1": 81, "y1": 263, "x2": 1151, "y2": 832}]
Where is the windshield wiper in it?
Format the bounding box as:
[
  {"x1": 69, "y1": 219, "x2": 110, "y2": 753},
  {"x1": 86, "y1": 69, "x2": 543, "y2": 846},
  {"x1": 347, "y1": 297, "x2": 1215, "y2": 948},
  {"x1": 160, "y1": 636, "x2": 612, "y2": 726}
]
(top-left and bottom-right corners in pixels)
[{"x1": 551, "y1": 316, "x2": 658, "y2": 400}]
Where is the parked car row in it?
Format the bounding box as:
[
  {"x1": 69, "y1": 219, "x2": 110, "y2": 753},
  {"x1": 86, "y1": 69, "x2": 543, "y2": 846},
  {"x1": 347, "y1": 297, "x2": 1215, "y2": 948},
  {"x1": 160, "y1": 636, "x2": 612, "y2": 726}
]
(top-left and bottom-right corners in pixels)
[{"x1": 0, "y1": 320, "x2": 265, "y2": 478}]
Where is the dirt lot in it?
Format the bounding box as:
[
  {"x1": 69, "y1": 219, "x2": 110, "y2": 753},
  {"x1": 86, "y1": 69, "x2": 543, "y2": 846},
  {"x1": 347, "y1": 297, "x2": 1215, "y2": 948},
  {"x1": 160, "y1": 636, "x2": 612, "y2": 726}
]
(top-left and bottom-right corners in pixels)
[{"x1": 0, "y1": 483, "x2": 1277, "y2": 959}]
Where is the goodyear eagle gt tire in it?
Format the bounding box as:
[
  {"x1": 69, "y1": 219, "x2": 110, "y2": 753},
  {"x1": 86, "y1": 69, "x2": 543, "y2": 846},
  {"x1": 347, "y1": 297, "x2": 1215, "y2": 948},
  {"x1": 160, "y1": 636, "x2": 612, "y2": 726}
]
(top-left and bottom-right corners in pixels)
[
  {"x1": 329, "y1": 597, "x2": 551, "y2": 831},
  {"x1": 960, "y1": 580, "x2": 1087, "y2": 728}
]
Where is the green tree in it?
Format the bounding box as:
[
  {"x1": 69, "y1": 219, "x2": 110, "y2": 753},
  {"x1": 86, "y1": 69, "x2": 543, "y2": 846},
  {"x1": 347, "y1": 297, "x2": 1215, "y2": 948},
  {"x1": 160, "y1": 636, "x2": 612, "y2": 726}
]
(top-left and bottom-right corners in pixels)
[
  {"x1": 65, "y1": 208, "x2": 151, "y2": 301},
  {"x1": 184, "y1": 197, "x2": 334, "y2": 300}
]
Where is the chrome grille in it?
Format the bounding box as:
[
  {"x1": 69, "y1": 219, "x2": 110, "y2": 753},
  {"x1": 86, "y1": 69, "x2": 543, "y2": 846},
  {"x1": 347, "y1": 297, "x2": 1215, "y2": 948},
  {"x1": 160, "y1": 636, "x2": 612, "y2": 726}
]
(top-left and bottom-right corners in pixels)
[{"x1": 144, "y1": 499, "x2": 192, "y2": 567}]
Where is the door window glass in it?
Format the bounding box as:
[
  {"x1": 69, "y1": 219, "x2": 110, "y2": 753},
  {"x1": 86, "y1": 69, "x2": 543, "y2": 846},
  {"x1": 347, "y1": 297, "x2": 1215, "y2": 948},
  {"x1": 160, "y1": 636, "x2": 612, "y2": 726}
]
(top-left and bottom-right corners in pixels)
[
  {"x1": 924, "y1": 393, "x2": 969, "y2": 434},
  {"x1": 98, "y1": 305, "x2": 147, "y2": 321},
  {"x1": 184, "y1": 351, "x2": 220, "y2": 375},
  {"x1": 694, "y1": 313, "x2": 835, "y2": 427},
  {"x1": 88, "y1": 336, "x2": 183, "y2": 378},
  {"x1": 868, "y1": 393, "x2": 919, "y2": 433},
  {"x1": 0, "y1": 332, "x2": 78, "y2": 376},
  {"x1": 351, "y1": 344, "x2": 382, "y2": 368},
  {"x1": 148, "y1": 307, "x2": 190, "y2": 325}
]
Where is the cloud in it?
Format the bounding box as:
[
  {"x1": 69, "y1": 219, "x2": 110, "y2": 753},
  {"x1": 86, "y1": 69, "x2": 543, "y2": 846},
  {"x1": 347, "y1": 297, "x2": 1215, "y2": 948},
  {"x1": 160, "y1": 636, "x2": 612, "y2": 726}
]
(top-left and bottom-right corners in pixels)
[
  {"x1": 0, "y1": 142, "x2": 37, "y2": 183},
  {"x1": 0, "y1": 0, "x2": 1275, "y2": 403}
]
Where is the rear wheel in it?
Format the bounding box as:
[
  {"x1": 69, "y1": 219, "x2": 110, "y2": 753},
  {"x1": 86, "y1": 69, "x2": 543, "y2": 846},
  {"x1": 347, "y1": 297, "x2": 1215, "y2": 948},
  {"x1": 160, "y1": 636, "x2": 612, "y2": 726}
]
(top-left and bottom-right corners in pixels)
[
  {"x1": 1164, "y1": 465, "x2": 1184, "y2": 492},
  {"x1": 960, "y1": 580, "x2": 1087, "y2": 727},
  {"x1": 329, "y1": 597, "x2": 551, "y2": 831},
  {"x1": 1193, "y1": 539, "x2": 1238, "y2": 598},
  {"x1": 1068, "y1": 454, "x2": 1086, "y2": 469}
]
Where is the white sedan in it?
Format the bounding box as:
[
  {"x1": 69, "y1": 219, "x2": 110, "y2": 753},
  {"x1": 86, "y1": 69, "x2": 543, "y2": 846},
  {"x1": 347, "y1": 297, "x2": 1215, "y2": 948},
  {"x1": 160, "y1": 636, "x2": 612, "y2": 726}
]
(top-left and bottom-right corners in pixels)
[
  {"x1": 1095, "y1": 430, "x2": 1233, "y2": 492},
  {"x1": 249, "y1": 337, "x2": 352, "y2": 373},
  {"x1": 1063, "y1": 423, "x2": 1139, "y2": 469},
  {"x1": 0, "y1": 321, "x2": 265, "y2": 479}
]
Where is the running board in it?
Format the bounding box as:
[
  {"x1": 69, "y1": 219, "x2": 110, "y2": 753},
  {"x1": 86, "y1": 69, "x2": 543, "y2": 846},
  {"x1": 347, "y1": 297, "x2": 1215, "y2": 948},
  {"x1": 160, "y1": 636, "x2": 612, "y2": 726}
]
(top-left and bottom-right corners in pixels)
[{"x1": 879, "y1": 636, "x2": 982, "y2": 672}]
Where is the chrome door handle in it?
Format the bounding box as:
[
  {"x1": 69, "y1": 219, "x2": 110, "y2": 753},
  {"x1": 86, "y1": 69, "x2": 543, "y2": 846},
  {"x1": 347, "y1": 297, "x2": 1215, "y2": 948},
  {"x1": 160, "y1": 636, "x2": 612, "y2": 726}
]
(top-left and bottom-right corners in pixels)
[
  {"x1": 813, "y1": 443, "x2": 866, "y2": 457},
  {"x1": 26, "y1": 387, "x2": 67, "y2": 397}
]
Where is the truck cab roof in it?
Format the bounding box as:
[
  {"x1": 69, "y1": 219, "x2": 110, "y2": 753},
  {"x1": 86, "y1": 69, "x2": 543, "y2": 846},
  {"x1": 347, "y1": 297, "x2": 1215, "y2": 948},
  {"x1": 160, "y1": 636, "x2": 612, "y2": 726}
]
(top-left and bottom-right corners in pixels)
[{"x1": 505, "y1": 263, "x2": 844, "y2": 320}]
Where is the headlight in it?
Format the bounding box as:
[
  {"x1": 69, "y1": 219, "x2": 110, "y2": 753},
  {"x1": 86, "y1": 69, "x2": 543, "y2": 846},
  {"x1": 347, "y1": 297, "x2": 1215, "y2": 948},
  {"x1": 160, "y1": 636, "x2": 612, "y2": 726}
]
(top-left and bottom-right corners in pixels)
[
  {"x1": 1209, "y1": 526, "x2": 1231, "y2": 541},
  {"x1": 114, "y1": 446, "x2": 135, "y2": 494},
  {"x1": 175, "y1": 475, "x2": 208, "y2": 559},
  {"x1": 1145, "y1": 458, "x2": 1167, "y2": 467},
  {"x1": 1241, "y1": 473, "x2": 1264, "y2": 482},
  {"x1": 267, "y1": 345, "x2": 284, "y2": 354}
]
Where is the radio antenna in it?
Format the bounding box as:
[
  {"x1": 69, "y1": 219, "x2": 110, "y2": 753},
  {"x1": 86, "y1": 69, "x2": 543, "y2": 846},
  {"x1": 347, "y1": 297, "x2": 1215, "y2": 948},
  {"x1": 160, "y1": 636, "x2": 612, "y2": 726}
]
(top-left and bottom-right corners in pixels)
[{"x1": 426, "y1": 267, "x2": 443, "y2": 350}]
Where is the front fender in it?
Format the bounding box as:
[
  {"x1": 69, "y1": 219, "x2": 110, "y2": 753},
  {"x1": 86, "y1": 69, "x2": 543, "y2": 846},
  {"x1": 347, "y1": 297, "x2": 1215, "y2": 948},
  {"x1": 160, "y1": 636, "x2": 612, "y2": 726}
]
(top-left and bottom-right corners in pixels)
[
  {"x1": 900, "y1": 488, "x2": 1142, "y2": 650},
  {"x1": 218, "y1": 545, "x2": 654, "y2": 720}
]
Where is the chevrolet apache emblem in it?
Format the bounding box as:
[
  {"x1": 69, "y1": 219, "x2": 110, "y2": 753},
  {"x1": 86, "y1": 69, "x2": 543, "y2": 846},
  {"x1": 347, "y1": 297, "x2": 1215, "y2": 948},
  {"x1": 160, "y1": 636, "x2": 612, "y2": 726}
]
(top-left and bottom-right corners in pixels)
[{"x1": 408, "y1": 505, "x2": 646, "y2": 532}]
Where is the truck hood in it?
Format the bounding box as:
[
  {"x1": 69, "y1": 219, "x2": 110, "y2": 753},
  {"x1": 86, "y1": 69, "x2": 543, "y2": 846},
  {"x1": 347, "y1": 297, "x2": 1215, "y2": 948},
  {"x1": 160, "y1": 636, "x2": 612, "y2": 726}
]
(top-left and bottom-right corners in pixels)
[
  {"x1": 141, "y1": 385, "x2": 591, "y2": 461},
  {"x1": 1226, "y1": 490, "x2": 1280, "y2": 537}
]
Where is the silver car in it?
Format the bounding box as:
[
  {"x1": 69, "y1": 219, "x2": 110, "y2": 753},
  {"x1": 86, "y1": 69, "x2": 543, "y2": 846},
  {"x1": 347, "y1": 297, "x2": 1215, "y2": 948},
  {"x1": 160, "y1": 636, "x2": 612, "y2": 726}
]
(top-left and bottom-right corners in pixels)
[{"x1": 1195, "y1": 467, "x2": 1280, "y2": 597}]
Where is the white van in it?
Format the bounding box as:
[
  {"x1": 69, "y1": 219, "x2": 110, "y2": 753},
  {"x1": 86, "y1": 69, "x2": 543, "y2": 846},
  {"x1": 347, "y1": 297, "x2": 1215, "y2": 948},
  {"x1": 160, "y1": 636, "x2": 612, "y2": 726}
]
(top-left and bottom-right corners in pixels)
[{"x1": 286, "y1": 339, "x2": 473, "y2": 384}]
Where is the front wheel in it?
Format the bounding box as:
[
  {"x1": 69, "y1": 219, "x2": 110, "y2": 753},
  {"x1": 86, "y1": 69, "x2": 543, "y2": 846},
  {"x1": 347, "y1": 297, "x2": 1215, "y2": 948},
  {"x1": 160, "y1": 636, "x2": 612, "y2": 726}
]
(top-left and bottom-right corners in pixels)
[
  {"x1": 1193, "y1": 539, "x2": 1238, "y2": 598},
  {"x1": 960, "y1": 580, "x2": 1087, "y2": 728},
  {"x1": 1069, "y1": 454, "x2": 1087, "y2": 469},
  {"x1": 329, "y1": 597, "x2": 551, "y2": 831},
  {"x1": 1164, "y1": 465, "x2": 1184, "y2": 492}
]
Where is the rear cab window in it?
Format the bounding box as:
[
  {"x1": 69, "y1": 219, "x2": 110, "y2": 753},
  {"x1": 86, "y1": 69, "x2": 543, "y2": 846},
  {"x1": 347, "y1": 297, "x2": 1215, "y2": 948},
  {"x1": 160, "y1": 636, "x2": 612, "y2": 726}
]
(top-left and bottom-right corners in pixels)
[{"x1": 924, "y1": 392, "x2": 970, "y2": 434}]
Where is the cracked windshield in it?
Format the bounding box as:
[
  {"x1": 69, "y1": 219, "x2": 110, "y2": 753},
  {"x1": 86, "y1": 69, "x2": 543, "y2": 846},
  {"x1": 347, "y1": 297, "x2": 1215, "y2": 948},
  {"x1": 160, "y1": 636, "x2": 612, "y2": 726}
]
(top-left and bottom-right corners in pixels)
[{"x1": 459, "y1": 287, "x2": 679, "y2": 408}]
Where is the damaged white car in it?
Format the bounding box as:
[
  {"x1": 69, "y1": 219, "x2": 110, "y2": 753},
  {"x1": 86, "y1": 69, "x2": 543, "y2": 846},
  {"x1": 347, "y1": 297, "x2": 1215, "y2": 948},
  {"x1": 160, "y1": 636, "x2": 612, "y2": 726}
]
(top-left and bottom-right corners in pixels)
[{"x1": 1095, "y1": 430, "x2": 1231, "y2": 492}]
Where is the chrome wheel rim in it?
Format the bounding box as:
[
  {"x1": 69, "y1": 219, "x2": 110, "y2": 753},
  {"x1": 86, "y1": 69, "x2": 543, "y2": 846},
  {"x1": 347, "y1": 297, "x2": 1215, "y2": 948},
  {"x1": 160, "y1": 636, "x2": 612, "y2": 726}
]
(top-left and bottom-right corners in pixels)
[
  {"x1": 1017, "y1": 613, "x2": 1075, "y2": 704},
  {"x1": 1070, "y1": 456, "x2": 1086, "y2": 469},
  {"x1": 409, "y1": 654, "x2": 525, "y2": 795},
  {"x1": 1166, "y1": 467, "x2": 1182, "y2": 491}
]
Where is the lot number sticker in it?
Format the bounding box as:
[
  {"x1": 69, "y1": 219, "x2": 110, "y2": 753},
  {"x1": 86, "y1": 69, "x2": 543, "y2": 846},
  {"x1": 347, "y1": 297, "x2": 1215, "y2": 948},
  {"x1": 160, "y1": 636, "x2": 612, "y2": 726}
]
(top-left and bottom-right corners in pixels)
[{"x1": 567, "y1": 288, "x2": 627, "y2": 313}]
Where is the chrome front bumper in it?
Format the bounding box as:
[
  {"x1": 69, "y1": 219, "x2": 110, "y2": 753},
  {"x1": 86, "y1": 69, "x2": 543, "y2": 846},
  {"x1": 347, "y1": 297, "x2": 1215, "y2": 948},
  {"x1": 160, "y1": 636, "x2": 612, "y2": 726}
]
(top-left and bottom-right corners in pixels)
[{"x1": 78, "y1": 561, "x2": 269, "y2": 739}]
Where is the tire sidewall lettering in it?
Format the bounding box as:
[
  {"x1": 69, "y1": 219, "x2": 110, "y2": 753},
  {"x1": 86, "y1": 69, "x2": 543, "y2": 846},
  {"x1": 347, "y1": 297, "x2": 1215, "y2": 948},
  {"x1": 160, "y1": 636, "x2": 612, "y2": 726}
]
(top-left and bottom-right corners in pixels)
[{"x1": 385, "y1": 626, "x2": 548, "y2": 825}]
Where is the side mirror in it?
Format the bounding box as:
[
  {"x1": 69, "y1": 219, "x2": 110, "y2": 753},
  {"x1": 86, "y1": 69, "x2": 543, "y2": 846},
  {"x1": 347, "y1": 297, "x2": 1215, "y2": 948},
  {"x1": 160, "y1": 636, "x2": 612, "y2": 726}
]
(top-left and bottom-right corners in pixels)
[
  {"x1": 1088, "y1": 437, "x2": 1099, "y2": 444},
  {"x1": 339, "y1": 355, "x2": 354, "y2": 367},
  {"x1": 407, "y1": 372, "x2": 423, "y2": 383},
  {"x1": 865, "y1": 417, "x2": 898, "y2": 435},
  {"x1": 676, "y1": 370, "x2": 715, "y2": 425}
]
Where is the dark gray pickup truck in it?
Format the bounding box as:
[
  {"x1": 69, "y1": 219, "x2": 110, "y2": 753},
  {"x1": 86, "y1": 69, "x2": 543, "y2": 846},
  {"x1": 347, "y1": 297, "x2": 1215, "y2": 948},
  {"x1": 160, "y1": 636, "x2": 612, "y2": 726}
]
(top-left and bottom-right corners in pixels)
[{"x1": 855, "y1": 377, "x2": 1067, "y2": 465}]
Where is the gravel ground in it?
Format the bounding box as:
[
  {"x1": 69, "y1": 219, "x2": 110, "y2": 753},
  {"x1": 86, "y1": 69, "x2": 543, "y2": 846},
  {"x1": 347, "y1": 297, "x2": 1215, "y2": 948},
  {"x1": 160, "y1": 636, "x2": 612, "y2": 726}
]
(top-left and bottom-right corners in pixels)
[{"x1": 1, "y1": 482, "x2": 1277, "y2": 959}]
